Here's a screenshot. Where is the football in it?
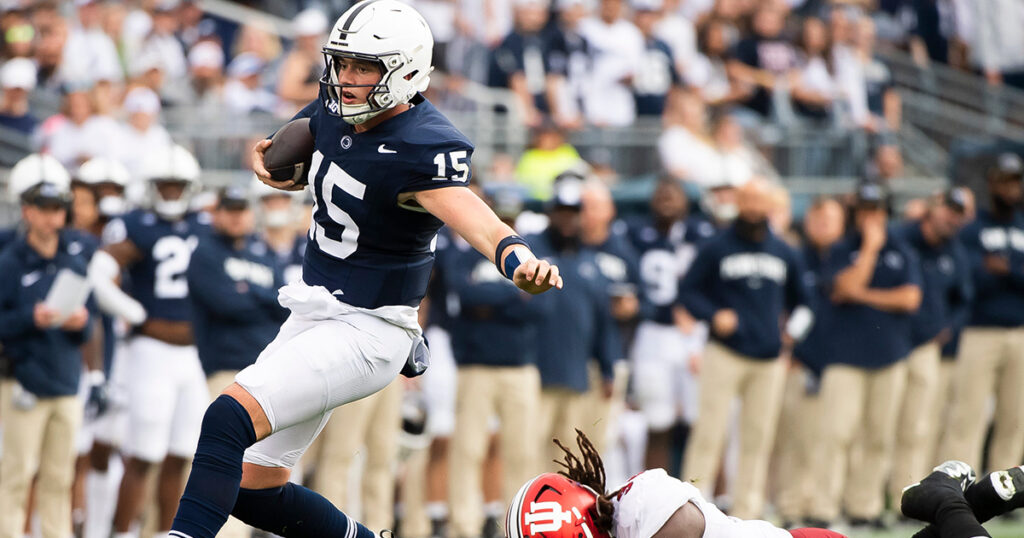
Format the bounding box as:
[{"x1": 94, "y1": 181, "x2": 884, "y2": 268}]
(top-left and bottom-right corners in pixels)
[{"x1": 263, "y1": 117, "x2": 315, "y2": 185}]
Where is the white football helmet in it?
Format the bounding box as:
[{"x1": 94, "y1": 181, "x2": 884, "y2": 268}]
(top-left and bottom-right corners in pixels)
[
  {"x1": 77, "y1": 157, "x2": 131, "y2": 217},
  {"x1": 141, "y1": 144, "x2": 201, "y2": 220},
  {"x1": 8, "y1": 153, "x2": 71, "y2": 203},
  {"x1": 320, "y1": 0, "x2": 434, "y2": 125}
]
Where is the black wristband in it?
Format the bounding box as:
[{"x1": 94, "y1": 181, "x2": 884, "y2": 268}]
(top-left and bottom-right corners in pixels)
[{"x1": 495, "y1": 235, "x2": 529, "y2": 278}]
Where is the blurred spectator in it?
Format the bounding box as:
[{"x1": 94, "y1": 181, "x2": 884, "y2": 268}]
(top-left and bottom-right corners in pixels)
[
  {"x1": 33, "y1": 3, "x2": 69, "y2": 90},
  {"x1": 939, "y1": 153, "x2": 1024, "y2": 474},
  {"x1": 2, "y1": 9, "x2": 35, "y2": 60},
  {"x1": 276, "y1": 8, "x2": 327, "y2": 113},
  {"x1": 529, "y1": 177, "x2": 620, "y2": 467},
  {"x1": 889, "y1": 190, "x2": 971, "y2": 508},
  {"x1": 186, "y1": 40, "x2": 225, "y2": 108},
  {"x1": 514, "y1": 124, "x2": 584, "y2": 200},
  {"x1": 63, "y1": 0, "x2": 123, "y2": 85},
  {"x1": 136, "y1": 1, "x2": 187, "y2": 81},
  {"x1": 0, "y1": 57, "x2": 38, "y2": 136},
  {"x1": 43, "y1": 83, "x2": 120, "y2": 169},
  {"x1": 906, "y1": 0, "x2": 957, "y2": 67},
  {"x1": 579, "y1": 0, "x2": 645, "y2": 126},
  {"x1": 865, "y1": 141, "x2": 904, "y2": 184},
  {"x1": 773, "y1": 196, "x2": 845, "y2": 528},
  {"x1": 231, "y1": 21, "x2": 282, "y2": 65},
  {"x1": 116, "y1": 87, "x2": 172, "y2": 195},
  {"x1": 679, "y1": 178, "x2": 812, "y2": 520},
  {"x1": 487, "y1": 0, "x2": 552, "y2": 128},
  {"x1": 711, "y1": 110, "x2": 778, "y2": 185},
  {"x1": 543, "y1": 0, "x2": 591, "y2": 129},
  {"x1": 685, "y1": 17, "x2": 746, "y2": 107},
  {"x1": 965, "y1": 0, "x2": 1024, "y2": 88},
  {"x1": 654, "y1": 0, "x2": 697, "y2": 75},
  {"x1": 223, "y1": 53, "x2": 278, "y2": 115},
  {"x1": 456, "y1": 0, "x2": 513, "y2": 49},
  {"x1": 415, "y1": 0, "x2": 457, "y2": 73},
  {"x1": 632, "y1": 0, "x2": 682, "y2": 117},
  {"x1": 129, "y1": 48, "x2": 168, "y2": 99},
  {"x1": 789, "y1": 17, "x2": 836, "y2": 121},
  {"x1": 658, "y1": 89, "x2": 719, "y2": 187},
  {"x1": 809, "y1": 182, "x2": 922, "y2": 528},
  {"x1": 727, "y1": 5, "x2": 797, "y2": 119},
  {"x1": 854, "y1": 17, "x2": 900, "y2": 134},
  {"x1": 902, "y1": 196, "x2": 929, "y2": 221}
]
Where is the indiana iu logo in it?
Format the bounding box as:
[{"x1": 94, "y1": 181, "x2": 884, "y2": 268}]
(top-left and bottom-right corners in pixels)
[{"x1": 524, "y1": 502, "x2": 573, "y2": 533}]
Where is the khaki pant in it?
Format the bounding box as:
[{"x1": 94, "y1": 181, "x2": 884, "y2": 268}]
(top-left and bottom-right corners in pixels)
[
  {"x1": 940, "y1": 327, "x2": 1024, "y2": 472},
  {"x1": 927, "y1": 359, "x2": 957, "y2": 466},
  {"x1": 809, "y1": 361, "x2": 907, "y2": 521},
  {"x1": 889, "y1": 342, "x2": 941, "y2": 500},
  {"x1": 313, "y1": 379, "x2": 403, "y2": 531},
  {"x1": 577, "y1": 362, "x2": 629, "y2": 455},
  {"x1": 538, "y1": 387, "x2": 591, "y2": 470},
  {"x1": 681, "y1": 342, "x2": 786, "y2": 520},
  {"x1": 772, "y1": 366, "x2": 821, "y2": 522},
  {"x1": 0, "y1": 381, "x2": 82, "y2": 538},
  {"x1": 449, "y1": 365, "x2": 541, "y2": 538},
  {"x1": 206, "y1": 370, "x2": 253, "y2": 538}
]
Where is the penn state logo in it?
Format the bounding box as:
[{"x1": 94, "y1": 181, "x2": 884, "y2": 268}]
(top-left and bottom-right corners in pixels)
[
  {"x1": 938, "y1": 255, "x2": 954, "y2": 275},
  {"x1": 340, "y1": 135, "x2": 353, "y2": 150},
  {"x1": 883, "y1": 251, "x2": 904, "y2": 270}
]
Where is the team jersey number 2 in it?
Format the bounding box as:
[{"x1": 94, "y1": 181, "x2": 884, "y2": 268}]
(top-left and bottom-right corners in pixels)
[
  {"x1": 153, "y1": 235, "x2": 199, "y2": 299},
  {"x1": 308, "y1": 150, "x2": 366, "y2": 259}
]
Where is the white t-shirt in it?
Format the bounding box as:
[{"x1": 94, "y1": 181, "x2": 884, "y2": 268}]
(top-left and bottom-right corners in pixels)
[
  {"x1": 655, "y1": 14, "x2": 697, "y2": 71},
  {"x1": 685, "y1": 54, "x2": 731, "y2": 103},
  {"x1": 658, "y1": 127, "x2": 720, "y2": 187},
  {"x1": 612, "y1": 469, "x2": 790, "y2": 538},
  {"x1": 579, "y1": 17, "x2": 644, "y2": 126},
  {"x1": 795, "y1": 55, "x2": 836, "y2": 97},
  {"x1": 62, "y1": 26, "x2": 123, "y2": 83},
  {"x1": 412, "y1": 0, "x2": 456, "y2": 43},
  {"x1": 45, "y1": 115, "x2": 122, "y2": 168}
]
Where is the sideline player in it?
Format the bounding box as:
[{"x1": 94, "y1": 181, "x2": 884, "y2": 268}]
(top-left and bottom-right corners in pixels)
[
  {"x1": 169, "y1": 2, "x2": 561, "y2": 537},
  {"x1": 506, "y1": 430, "x2": 844, "y2": 538}
]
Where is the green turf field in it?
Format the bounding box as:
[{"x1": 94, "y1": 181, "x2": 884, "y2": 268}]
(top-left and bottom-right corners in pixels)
[{"x1": 842, "y1": 518, "x2": 1022, "y2": 538}]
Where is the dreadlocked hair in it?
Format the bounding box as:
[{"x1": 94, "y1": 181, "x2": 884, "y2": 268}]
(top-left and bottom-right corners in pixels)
[{"x1": 553, "y1": 429, "x2": 616, "y2": 535}]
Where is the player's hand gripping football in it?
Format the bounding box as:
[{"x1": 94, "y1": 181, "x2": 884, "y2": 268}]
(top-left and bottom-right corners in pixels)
[
  {"x1": 513, "y1": 258, "x2": 563, "y2": 295},
  {"x1": 252, "y1": 139, "x2": 306, "y2": 192}
]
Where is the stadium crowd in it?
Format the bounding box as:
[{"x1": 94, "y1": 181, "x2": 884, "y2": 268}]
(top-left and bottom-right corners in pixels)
[{"x1": 0, "y1": 1, "x2": 1023, "y2": 538}]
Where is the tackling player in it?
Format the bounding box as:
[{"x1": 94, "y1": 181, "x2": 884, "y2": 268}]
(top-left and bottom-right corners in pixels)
[{"x1": 169, "y1": 2, "x2": 561, "y2": 537}]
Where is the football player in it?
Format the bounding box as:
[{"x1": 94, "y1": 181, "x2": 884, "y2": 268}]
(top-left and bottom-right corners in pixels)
[
  {"x1": 627, "y1": 178, "x2": 716, "y2": 472},
  {"x1": 89, "y1": 144, "x2": 211, "y2": 538},
  {"x1": 506, "y1": 430, "x2": 845, "y2": 538},
  {"x1": 169, "y1": 2, "x2": 561, "y2": 538},
  {"x1": 903, "y1": 460, "x2": 1024, "y2": 538}
]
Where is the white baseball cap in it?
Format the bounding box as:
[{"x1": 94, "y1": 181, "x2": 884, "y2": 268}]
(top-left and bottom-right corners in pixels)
[
  {"x1": 293, "y1": 8, "x2": 328, "y2": 37},
  {"x1": 123, "y1": 86, "x2": 161, "y2": 115},
  {"x1": 188, "y1": 41, "x2": 224, "y2": 70},
  {"x1": 0, "y1": 58, "x2": 36, "y2": 90}
]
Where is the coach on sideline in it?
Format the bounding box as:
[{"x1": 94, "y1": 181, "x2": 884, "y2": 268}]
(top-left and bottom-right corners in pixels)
[
  {"x1": 0, "y1": 156, "x2": 94, "y2": 538},
  {"x1": 809, "y1": 182, "x2": 922, "y2": 528},
  {"x1": 186, "y1": 186, "x2": 287, "y2": 396},
  {"x1": 678, "y1": 177, "x2": 813, "y2": 520}
]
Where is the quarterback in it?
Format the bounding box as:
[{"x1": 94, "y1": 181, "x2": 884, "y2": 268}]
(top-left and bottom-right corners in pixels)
[{"x1": 170, "y1": 2, "x2": 561, "y2": 537}]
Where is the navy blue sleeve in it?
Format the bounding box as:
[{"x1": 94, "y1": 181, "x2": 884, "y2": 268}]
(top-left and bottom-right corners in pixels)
[
  {"x1": 590, "y1": 281, "x2": 619, "y2": 379},
  {"x1": 186, "y1": 242, "x2": 280, "y2": 322},
  {"x1": 677, "y1": 244, "x2": 719, "y2": 321},
  {"x1": 0, "y1": 257, "x2": 34, "y2": 339},
  {"x1": 399, "y1": 140, "x2": 473, "y2": 195},
  {"x1": 784, "y1": 245, "x2": 812, "y2": 311},
  {"x1": 949, "y1": 241, "x2": 974, "y2": 331},
  {"x1": 959, "y1": 223, "x2": 1002, "y2": 296}
]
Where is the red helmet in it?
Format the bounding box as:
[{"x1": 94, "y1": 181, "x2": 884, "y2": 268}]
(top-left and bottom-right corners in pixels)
[{"x1": 506, "y1": 473, "x2": 611, "y2": 538}]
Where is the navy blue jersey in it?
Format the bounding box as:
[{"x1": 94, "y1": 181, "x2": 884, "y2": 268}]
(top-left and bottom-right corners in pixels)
[
  {"x1": 959, "y1": 209, "x2": 1024, "y2": 327},
  {"x1": 425, "y1": 227, "x2": 459, "y2": 330},
  {"x1": 898, "y1": 222, "x2": 973, "y2": 347},
  {"x1": 591, "y1": 220, "x2": 641, "y2": 297},
  {"x1": 678, "y1": 225, "x2": 810, "y2": 359},
  {"x1": 293, "y1": 96, "x2": 474, "y2": 309},
  {"x1": 103, "y1": 209, "x2": 211, "y2": 322},
  {"x1": 634, "y1": 37, "x2": 680, "y2": 116},
  {"x1": 822, "y1": 232, "x2": 922, "y2": 368},
  {"x1": 269, "y1": 233, "x2": 307, "y2": 286},
  {"x1": 628, "y1": 216, "x2": 717, "y2": 324}
]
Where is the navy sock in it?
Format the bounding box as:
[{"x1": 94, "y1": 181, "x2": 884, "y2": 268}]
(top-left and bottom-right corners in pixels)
[
  {"x1": 170, "y1": 395, "x2": 257, "y2": 538},
  {"x1": 933, "y1": 499, "x2": 990, "y2": 538},
  {"x1": 233, "y1": 483, "x2": 376, "y2": 538},
  {"x1": 965, "y1": 466, "x2": 1024, "y2": 522}
]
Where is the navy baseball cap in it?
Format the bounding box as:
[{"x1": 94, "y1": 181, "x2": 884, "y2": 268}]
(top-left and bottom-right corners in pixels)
[
  {"x1": 550, "y1": 174, "x2": 583, "y2": 210},
  {"x1": 217, "y1": 185, "x2": 250, "y2": 210},
  {"x1": 943, "y1": 187, "x2": 969, "y2": 214},
  {"x1": 992, "y1": 152, "x2": 1024, "y2": 180},
  {"x1": 21, "y1": 181, "x2": 71, "y2": 207}
]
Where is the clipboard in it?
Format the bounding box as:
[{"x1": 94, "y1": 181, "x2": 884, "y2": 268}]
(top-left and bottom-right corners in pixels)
[{"x1": 43, "y1": 269, "x2": 91, "y2": 326}]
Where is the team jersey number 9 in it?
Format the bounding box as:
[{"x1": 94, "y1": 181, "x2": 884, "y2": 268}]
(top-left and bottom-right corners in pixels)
[
  {"x1": 308, "y1": 150, "x2": 366, "y2": 259},
  {"x1": 640, "y1": 250, "x2": 678, "y2": 306},
  {"x1": 153, "y1": 235, "x2": 199, "y2": 299}
]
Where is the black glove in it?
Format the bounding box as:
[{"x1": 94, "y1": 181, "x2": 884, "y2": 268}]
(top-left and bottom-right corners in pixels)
[{"x1": 85, "y1": 371, "x2": 110, "y2": 420}]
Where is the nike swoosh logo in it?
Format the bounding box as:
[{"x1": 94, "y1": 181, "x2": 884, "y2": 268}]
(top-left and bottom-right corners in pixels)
[
  {"x1": 377, "y1": 144, "x2": 397, "y2": 154},
  {"x1": 21, "y1": 271, "x2": 41, "y2": 287}
]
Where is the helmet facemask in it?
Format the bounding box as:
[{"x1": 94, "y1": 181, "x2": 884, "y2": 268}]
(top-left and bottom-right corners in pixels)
[
  {"x1": 149, "y1": 178, "x2": 194, "y2": 220},
  {"x1": 319, "y1": 48, "x2": 431, "y2": 125}
]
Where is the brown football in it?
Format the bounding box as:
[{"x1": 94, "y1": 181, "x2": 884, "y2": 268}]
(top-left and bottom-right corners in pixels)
[{"x1": 263, "y1": 117, "x2": 315, "y2": 185}]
